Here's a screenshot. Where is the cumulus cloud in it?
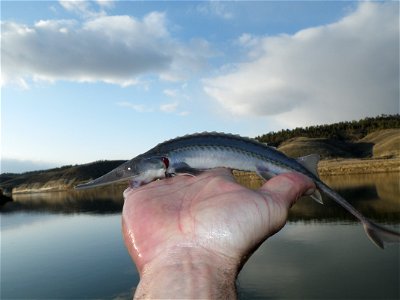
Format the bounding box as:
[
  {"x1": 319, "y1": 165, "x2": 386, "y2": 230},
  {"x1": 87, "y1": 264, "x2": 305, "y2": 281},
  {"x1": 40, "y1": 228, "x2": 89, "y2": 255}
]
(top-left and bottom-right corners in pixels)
[
  {"x1": 203, "y1": 2, "x2": 399, "y2": 127},
  {"x1": 1, "y1": 11, "x2": 212, "y2": 87}
]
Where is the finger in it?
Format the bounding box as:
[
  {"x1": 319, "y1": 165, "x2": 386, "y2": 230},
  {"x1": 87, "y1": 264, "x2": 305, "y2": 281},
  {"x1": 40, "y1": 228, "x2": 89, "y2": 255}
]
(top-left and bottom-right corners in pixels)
[
  {"x1": 123, "y1": 187, "x2": 134, "y2": 200},
  {"x1": 259, "y1": 172, "x2": 316, "y2": 208}
]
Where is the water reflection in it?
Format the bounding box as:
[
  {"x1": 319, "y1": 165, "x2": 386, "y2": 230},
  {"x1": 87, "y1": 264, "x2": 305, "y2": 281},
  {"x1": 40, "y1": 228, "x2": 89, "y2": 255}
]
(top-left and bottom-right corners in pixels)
[
  {"x1": 238, "y1": 223, "x2": 400, "y2": 300},
  {"x1": 1, "y1": 172, "x2": 399, "y2": 300},
  {"x1": 3, "y1": 173, "x2": 398, "y2": 223},
  {"x1": 320, "y1": 172, "x2": 399, "y2": 224},
  {"x1": 236, "y1": 171, "x2": 400, "y2": 223},
  {"x1": 1, "y1": 213, "x2": 137, "y2": 299},
  {"x1": 1, "y1": 186, "x2": 126, "y2": 214}
]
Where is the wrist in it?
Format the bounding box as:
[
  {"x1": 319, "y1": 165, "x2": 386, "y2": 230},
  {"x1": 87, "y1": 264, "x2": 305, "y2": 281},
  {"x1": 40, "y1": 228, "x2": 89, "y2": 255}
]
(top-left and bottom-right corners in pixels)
[{"x1": 134, "y1": 246, "x2": 239, "y2": 299}]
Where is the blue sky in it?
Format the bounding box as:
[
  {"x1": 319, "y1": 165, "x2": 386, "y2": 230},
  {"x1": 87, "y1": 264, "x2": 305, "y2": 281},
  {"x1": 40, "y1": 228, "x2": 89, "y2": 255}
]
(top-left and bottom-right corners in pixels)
[{"x1": 1, "y1": 1, "x2": 399, "y2": 173}]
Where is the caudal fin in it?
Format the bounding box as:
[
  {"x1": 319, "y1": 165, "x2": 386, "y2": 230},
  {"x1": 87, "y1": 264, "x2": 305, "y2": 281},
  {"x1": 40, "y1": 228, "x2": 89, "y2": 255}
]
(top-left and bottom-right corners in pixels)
[{"x1": 363, "y1": 221, "x2": 400, "y2": 249}]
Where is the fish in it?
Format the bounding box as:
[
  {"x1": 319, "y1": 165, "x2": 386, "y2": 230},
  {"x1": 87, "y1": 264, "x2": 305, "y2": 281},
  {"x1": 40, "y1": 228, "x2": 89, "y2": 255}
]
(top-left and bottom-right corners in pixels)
[{"x1": 75, "y1": 132, "x2": 400, "y2": 248}]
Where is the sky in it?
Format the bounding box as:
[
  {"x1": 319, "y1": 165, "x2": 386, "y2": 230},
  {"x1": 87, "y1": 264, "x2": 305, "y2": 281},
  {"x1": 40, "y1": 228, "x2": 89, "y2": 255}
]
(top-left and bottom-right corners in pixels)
[{"x1": 1, "y1": 1, "x2": 399, "y2": 173}]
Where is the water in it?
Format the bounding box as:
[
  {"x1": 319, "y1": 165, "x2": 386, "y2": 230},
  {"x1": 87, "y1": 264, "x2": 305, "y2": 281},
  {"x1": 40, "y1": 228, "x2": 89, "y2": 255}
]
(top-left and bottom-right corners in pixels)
[{"x1": 1, "y1": 173, "x2": 399, "y2": 299}]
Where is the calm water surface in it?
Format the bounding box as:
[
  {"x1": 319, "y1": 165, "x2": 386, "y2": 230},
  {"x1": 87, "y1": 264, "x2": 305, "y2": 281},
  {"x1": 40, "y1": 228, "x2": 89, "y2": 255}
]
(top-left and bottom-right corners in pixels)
[{"x1": 1, "y1": 173, "x2": 399, "y2": 299}]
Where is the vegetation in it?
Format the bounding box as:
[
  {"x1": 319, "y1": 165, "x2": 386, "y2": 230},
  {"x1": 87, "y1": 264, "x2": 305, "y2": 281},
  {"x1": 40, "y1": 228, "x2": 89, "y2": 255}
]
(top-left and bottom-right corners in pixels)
[{"x1": 256, "y1": 114, "x2": 400, "y2": 147}]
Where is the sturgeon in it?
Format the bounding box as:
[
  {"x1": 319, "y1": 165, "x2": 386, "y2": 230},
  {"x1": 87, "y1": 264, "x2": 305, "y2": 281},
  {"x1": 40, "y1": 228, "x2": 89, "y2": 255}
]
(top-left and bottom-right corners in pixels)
[{"x1": 75, "y1": 132, "x2": 400, "y2": 248}]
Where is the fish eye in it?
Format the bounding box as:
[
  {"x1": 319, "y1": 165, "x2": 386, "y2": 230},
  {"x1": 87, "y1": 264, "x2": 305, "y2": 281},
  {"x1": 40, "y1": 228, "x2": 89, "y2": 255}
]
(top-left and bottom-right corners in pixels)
[{"x1": 161, "y1": 157, "x2": 169, "y2": 168}]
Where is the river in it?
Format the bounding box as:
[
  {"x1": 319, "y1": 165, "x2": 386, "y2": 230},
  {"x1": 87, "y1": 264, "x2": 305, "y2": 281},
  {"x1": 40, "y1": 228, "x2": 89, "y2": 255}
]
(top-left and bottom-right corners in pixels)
[{"x1": 1, "y1": 173, "x2": 399, "y2": 299}]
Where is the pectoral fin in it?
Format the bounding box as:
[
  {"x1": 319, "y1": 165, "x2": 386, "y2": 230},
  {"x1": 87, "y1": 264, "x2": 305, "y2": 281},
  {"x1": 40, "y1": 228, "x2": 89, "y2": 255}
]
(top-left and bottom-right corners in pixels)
[
  {"x1": 309, "y1": 189, "x2": 324, "y2": 204},
  {"x1": 256, "y1": 166, "x2": 277, "y2": 180}
]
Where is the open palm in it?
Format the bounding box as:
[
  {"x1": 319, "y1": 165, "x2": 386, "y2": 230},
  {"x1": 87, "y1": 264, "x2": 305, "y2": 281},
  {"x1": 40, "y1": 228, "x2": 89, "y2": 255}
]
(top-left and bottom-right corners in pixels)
[{"x1": 122, "y1": 168, "x2": 314, "y2": 274}]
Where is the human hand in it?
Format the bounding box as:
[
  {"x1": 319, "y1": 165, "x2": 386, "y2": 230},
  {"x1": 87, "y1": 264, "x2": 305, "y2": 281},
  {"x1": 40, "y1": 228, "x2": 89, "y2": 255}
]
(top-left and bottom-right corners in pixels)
[{"x1": 122, "y1": 168, "x2": 315, "y2": 299}]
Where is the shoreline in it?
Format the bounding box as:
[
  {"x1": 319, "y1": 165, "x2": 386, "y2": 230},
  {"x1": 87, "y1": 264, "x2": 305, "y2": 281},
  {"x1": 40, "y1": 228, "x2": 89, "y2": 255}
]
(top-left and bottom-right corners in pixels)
[{"x1": 317, "y1": 157, "x2": 400, "y2": 176}]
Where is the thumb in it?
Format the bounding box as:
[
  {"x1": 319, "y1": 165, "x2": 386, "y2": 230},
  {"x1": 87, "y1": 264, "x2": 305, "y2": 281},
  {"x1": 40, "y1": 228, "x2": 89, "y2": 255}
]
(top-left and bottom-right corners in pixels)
[{"x1": 260, "y1": 172, "x2": 316, "y2": 209}]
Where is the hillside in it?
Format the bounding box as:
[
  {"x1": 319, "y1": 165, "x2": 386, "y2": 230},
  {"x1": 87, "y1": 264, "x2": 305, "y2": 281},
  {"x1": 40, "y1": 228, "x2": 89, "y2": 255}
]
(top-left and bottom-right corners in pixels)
[
  {"x1": 256, "y1": 114, "x2": 400, "y2": 147},
  {"x1": 277, "y1": 129, "x2": 400, "y2": 176},
  {"x1": 0, "y1": 160, "x2": 126, "y2": 194},
  {"x1": 277, "y1": 128, "x2": 399, "y2": 159},
  {"x1": 360, "y1": 128, "x2": 400, "y2": 158}
]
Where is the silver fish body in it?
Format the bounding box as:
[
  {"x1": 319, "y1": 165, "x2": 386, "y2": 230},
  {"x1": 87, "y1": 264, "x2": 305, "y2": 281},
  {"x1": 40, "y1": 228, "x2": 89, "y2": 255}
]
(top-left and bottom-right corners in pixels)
[{"x1": 75, "y1": 132, "x2": 400, "y2": 248}]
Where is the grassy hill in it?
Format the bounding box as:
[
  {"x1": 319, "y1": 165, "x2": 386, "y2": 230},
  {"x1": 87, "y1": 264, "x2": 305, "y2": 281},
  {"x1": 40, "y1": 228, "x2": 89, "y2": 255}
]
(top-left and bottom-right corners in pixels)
[
  {"x1": 278, "y1": 137, "x2": 363, "y2": 159},
  {"x1": 360, "y1": 128, "x2": 400, "y2": 158},
  {"x1": 277, "y1": 128, "x2": 399, "y2": 159}
]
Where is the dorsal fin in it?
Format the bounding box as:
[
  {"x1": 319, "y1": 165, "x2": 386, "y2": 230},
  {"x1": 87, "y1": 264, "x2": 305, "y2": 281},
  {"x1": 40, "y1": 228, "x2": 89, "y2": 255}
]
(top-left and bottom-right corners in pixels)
[{"x1": 296, "y1": 154, "x2": 320, "y2": 178}]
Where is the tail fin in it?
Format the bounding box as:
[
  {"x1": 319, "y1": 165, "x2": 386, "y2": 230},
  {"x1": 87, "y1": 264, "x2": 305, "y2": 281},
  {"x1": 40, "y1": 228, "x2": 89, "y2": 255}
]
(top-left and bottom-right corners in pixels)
[{"x1": 363, "y1": 221, "x2": 400, "y2": 249}]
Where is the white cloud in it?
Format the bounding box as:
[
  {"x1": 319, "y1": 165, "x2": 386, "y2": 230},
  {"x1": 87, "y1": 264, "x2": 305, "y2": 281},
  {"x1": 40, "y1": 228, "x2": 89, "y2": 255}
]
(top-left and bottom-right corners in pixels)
[
  {"x1": 95, "y1": 0, "x2": 115, "y2": 9},
  {"x1": 178, "y1": 111, "x2": 190, "y2": 117},
  {"x1": 59, "y1": 0, "x2": 89, "y2": 13},
  {"x1": 163, "y1": 89, "x2": 179, "y2": 98},
  {"x1": 237, "y1": 33, "x2": 256, "y2": 47},
  {"x1": 118, "y1": 100, "x2": 188, "y2": 116},
  {"x1": 159, "y1": 38, "x2": 215, "y2": 82},
  {"x1": 59, "y1": 0, "x2": 105, "y2": 18},
  {"x1": 117, "y1": 101, "x2": 153, "y2": 113},
  {"x1": 197, "y1": 1, "x2": 234, "y2": 20},
  {"x1": 160, "y1": 101, "x2": 179, "y2": 113},
  {"x1": 59, "y1": 0, "x2": 115, "y2": 19},
  {"x1": 203, "y1": 2, "x2": 399, "y2": 127},
  {"x1": 1, "y1": 12, "x2": 211, "y2": 87}
]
